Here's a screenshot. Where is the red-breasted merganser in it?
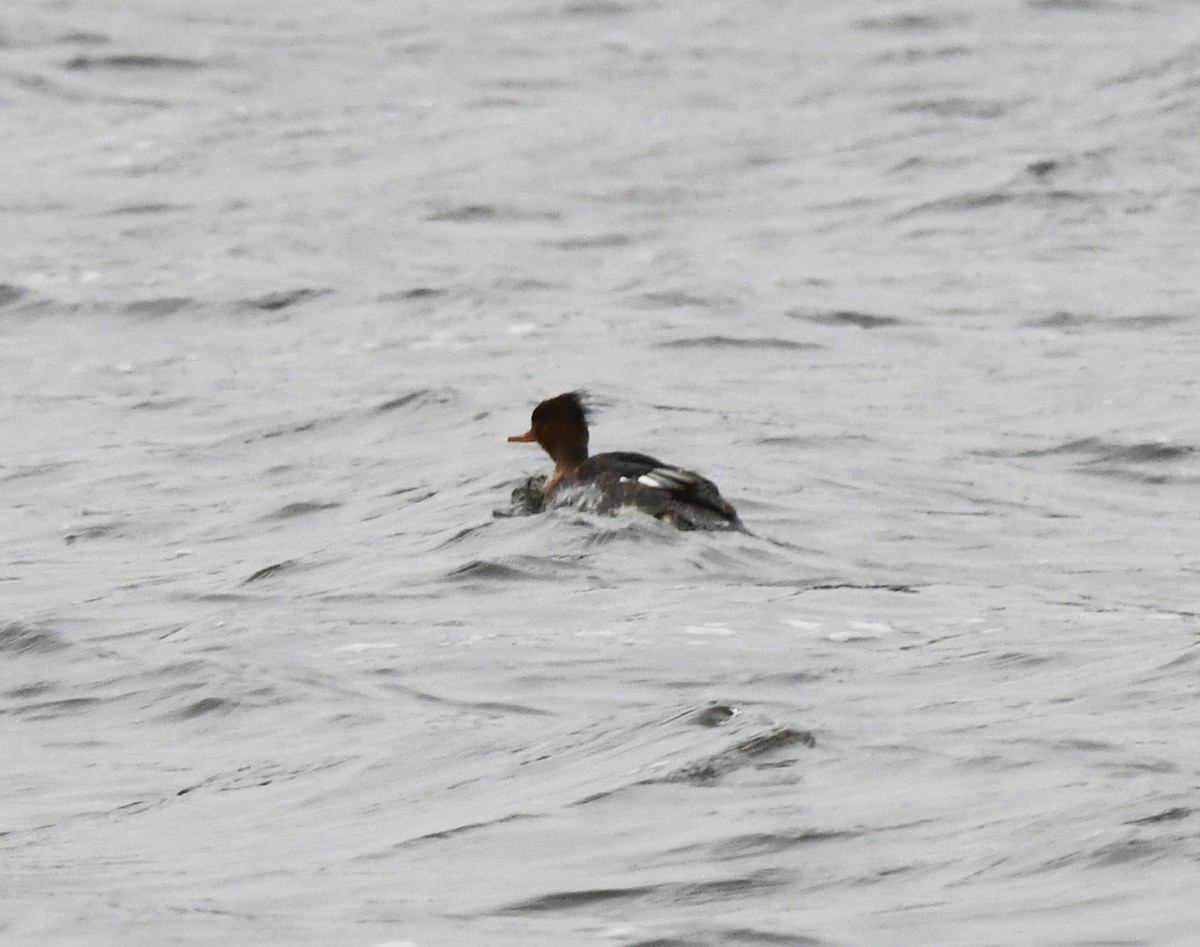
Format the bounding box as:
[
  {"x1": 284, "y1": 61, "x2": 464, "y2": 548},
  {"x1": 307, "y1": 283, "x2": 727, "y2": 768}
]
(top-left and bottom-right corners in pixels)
[{"x1": 507, "y1": 391, "x2": 741, "y2": 530}]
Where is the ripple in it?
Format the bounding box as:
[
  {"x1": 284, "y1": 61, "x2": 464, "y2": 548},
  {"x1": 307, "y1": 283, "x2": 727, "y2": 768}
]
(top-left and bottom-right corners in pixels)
[
  {"x1": 378, "y1": 286, "x2": 447, "y2": 302},
  {"x1": 637, "y1": 290, "x2": 719, "y2": 309},
  {"x1": 856, "y1": 12, "x2": 967, "y2": 30},
  {"x1": 243, "y1": 559, "x2": 303, "y2": 584},
  {"x1": 167, "y1": 696, "x2": 235, "y2": 720},
  {"x1": 426, "y1": 204, "x2": 559, "y2": 223},
  {"x1": 1091, "y1": 442, "x2": 1195, "y2": 464},
  {"x1": 240, "y1": 288, "x2": 332, "y2": 311},
  {"x1": 501, "y1": 884, "x2": 656, "y2": 913},
  {"x1": 262, "y1": 501, "x2": 342, "y2": 520},
  {"x1": 0, "y1": 622, "x2": 68, "y2": 654},
  {"x1": 985, "y1": 437, "x2": 1200, "y2": 484},
  {"x1": 562, "y1": 0, "x2": 636, "y2": 16},
  {"x1": 549, "y1": 232, "x2": 634, "y2": 250},
  {"x1": 1023, "y1": 311, "x2": 1188, "y2": 331},
  {"x1": 793, "y1": 309, "x2": 903, "y2": 329},
  {"x1": 709, "y1": 829, "x2": 860, "y2": 859},
  {"x1": 651, "y1": 726, "x2": 816, "y2": 785},
  {"x1": 658, "y1": 336, "x2": 823, "y2": 351},
  {"x1": 1125, "y1": 807, "x2": 1191, "y2": 826},
  {"x1": 64, "y1": 54, "x2": 205, "y2": 71},
  {"x1": 121, "y1": 297, "x2": 194, "y2": 318},
  {"x1": 444, "y1": 556, "x2": 581, "y2": 581},
  {"x1": 373, "y1": 388, "x2": 454, "y2": 413},
  {"x1": 0, "y1": 283, "x2": 28, "y2": 307}
]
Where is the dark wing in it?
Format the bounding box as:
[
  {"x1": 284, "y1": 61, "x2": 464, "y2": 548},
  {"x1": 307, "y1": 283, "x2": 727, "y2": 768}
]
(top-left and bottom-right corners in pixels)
[
  {"x1": 581, "y1": 452, "x2": 739, "y2": 526},
  {"x1": 580, "y1": 451, "x2": 668, "y2": 478}
]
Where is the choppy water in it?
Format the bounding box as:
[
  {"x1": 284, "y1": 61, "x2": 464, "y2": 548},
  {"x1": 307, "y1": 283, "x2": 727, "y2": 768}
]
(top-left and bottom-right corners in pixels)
[{"x1": 3, "y1": 1, "x2": 1200, "y2": 944}]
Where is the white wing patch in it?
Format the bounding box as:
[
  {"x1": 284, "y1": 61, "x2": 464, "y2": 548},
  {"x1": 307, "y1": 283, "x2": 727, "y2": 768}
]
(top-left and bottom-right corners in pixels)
[{"x1": 637, "y1": 467, "x2": 697, "y2": 491}]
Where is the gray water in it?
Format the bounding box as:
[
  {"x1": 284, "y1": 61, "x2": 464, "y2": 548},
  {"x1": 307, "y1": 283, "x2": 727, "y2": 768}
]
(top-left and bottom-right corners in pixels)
[{"x1": 3, "y1": 1, "x2": 1199, "y2": 944}]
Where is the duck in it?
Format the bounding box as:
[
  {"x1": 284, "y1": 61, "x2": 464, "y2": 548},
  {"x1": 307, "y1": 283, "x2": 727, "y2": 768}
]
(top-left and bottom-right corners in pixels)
[{"x1": 507, "y1": 391, "x2": 740, "y2": 530}]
